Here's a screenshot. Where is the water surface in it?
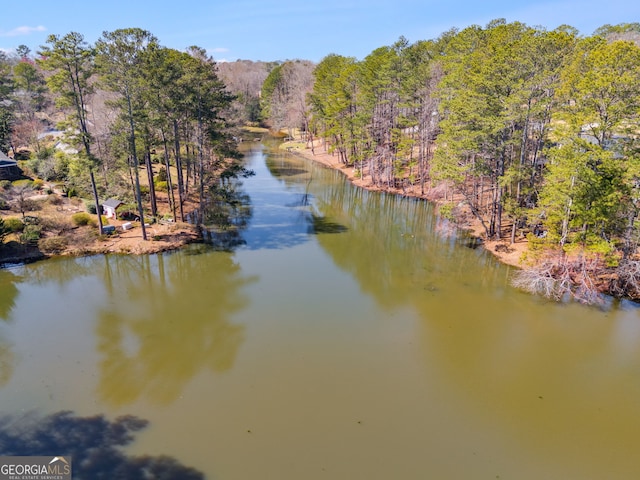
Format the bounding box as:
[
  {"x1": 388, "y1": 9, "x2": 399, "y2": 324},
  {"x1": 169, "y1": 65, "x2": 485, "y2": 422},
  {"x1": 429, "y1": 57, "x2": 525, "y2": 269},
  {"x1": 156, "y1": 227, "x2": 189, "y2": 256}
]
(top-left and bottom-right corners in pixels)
[{"x1": 1, "y1": 142, "x2": 639, "y2": 479}]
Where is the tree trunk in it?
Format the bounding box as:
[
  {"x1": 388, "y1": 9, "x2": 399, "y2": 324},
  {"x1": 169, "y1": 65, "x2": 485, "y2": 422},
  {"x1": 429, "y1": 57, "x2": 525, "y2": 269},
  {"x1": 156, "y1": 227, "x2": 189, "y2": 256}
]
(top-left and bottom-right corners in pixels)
[
  {"x1": 161, "y1": 129, "x2": 176, "y2": 221},
  {"x1": 126, "y1": 91, "x2": 147, "y2": 241},
  {"x1": 173, "y1": 120, "x2": 186, "y2": 222},
  {"x1": 89, "y1": 168, "x2": 103, "y2": 235},
  {"x1": 145, "y1": 146, "x2": 158, "y2": 219}
]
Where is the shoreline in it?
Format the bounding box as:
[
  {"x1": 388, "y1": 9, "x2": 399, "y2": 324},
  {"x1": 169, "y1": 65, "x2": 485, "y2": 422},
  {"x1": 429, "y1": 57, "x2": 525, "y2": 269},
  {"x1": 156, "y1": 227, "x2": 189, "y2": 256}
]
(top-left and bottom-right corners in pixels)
[
  {"x1": 0, "y1": 221, "x2": 202, "y2": 268},
  {"x1": 283, "y1": 140, "x2": 527, "y2": 268},
  {"x1": 1, "y1": 136, "x2": 525, "y2": 269},
  {"x1": 0, "y1": 189, "x2": 203, "y2": 267}
]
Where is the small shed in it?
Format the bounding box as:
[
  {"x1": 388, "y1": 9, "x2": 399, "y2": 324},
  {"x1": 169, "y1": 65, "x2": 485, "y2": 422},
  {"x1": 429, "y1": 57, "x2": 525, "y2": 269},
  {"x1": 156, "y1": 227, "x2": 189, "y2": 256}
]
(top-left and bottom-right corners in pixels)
[{"x1": 102, "y1": 198, "x2": 124, "y2": 219}]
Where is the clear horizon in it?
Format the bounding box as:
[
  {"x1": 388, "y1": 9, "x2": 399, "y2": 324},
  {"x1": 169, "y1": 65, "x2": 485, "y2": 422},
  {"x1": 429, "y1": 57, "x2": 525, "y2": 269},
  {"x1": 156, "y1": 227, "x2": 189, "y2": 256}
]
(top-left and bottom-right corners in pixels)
[{"x1": 2, "y1": 0, "x2": 640, "y2": 62}]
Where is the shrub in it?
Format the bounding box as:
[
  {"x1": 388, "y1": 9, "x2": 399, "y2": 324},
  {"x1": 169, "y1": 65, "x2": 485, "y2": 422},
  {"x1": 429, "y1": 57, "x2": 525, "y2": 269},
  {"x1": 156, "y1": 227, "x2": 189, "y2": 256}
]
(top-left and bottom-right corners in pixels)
[
  {"x1": 47, "y1": 194, "x2": 64, "y2": 206},
  {"x1": 154, "y1": 180, "x2": 168, "y2": 192},
  {"x1": 38, "y1": 236, "x2": 68, "y2": 254},
  {"x1": 3, "y1": 217, "x2": 24, "y2": 232},
  {"x1": 0, "y1": 218, "x2": 9, "y2": 241},
  {"x1": 438, "y1": 202, "x2": 455, "y2": 221},
  {"x1": 85, "y1": 201, "x2": 97, "y2": 214},
  {"x1": 0, "y1": 180, "x2": 11, "y2": 190},
  {"x1": 38, "y1": 215, "x2": 72, "y2": 234},
  {"x1": 14, "y1": 149, "x2": 30, "y2": 160},
  {"x1": 20, "y1": 225, "x2": 41, "y2": 244},
  {"x1": 156, "y1": 167, "x2": 168, "y2": 182},
  {"x1": 32, "y1": 179, "x2": 44, "y2": 190},
  {"x1": 12, "y1": 179, "x2": 34, "y2": 189},
  {"x1": 71, "y1": 212, "x2": 92, "y2": 226},
  {"x1": 36, "y1": 146, "x2": 55, "y2": 161},
  {"x1": 23, "y1": 199, "x2": 42, "y2": 214}
]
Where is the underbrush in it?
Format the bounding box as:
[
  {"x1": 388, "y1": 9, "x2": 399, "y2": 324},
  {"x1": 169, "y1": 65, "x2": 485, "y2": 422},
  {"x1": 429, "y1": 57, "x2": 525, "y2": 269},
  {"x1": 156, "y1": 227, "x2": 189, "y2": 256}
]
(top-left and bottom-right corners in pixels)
[{"x1": 511, "y1": 250, "x2": 640, "y2": 305}]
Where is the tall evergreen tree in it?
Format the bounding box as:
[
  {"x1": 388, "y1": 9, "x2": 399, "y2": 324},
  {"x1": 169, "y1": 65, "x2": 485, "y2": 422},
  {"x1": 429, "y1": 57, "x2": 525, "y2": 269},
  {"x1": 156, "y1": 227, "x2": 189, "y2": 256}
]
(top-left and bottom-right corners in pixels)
[
  {"x1": 96, "y1": 28, "x2": 159, "y2": 240},
  {"x1": 538, "y1": 38, "x2": 640, "y2": 252},
  {"x1": 38, "y1": 32, "x2": 104, "y2": 235}
]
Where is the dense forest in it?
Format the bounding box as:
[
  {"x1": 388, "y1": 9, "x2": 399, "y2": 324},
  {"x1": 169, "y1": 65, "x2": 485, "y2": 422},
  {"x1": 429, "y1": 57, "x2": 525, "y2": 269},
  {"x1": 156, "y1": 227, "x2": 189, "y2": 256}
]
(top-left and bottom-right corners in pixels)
[
  {"x1": 2, "y1": 20, "x2": 640, "y2": 303},
  {"x1": 0, "y1": 28, "x2": 247, "y2": 244},
  {"x1": 259, "y1": 20, "x2": 640, "y2": 303}
]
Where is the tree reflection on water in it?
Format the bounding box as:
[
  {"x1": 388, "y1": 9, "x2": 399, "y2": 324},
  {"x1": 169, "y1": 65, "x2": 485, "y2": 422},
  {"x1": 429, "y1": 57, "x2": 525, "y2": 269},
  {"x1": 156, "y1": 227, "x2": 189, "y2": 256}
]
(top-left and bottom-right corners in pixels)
[
  {"x1": 97, "y1": 252, "x2": 253, "y2": 407},
  {"x1": 193, "y1": 166, "x2": 254, "y2": 252},
  {"x1": 0, "y1": 410, "x2": 203, "y2": 479}
]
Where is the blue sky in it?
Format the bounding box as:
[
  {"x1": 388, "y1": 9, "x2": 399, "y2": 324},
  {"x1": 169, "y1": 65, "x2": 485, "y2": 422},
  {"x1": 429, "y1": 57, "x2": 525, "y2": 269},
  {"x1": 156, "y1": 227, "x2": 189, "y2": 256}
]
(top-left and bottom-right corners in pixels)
[{"x1": 2, "y1": 0, "x2": 639, "y2": 62}]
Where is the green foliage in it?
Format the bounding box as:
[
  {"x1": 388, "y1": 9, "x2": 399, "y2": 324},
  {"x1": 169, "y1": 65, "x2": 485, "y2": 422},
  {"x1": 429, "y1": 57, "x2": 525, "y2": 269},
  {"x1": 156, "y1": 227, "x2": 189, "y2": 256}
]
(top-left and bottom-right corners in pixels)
[
  {"x1": 309, "y1": 54, "x2": 361, "y2": 165},
  {"x1": 156, "y1": 167, "x2": 167, "y2": 182},
  {"x1": 0, "y1": 56, "x2": 15, "y2": 153},
  {"x1": 593, "y1": 23, "x2": 640, "y2": 37},
  {"x1": 3, "y1": 217, "x2": 24, "y2": 232},
  {"x1": 38, "y1": 32, "x2": 96, "y2": 155},
  {"x1": 12, "y1": 179, "x2": 34, "y2": 189},
  {"x1": 12, "y1": 60, "x2": 48, "y2": 112},
  {"x1": 438, "y1": 202, "x2": 455, "y2": 221},
  {"x1": 35, "y1": 146, "x2": 55, "y2": 161},
  {"x1": 71, "y1": 212, "x2": 92, "y2": 226},
  {"x1": 19, "y1": 224, "x2": 41, "y2": 244},
  {"x1": 154, "y1": 180, "x2": 168, "y2": 192},
  {"x1": 260, "y1": 63, "x2": 283, "y2": 120},
  {"x1": 84, "y1": 199, "x2": 100, "y2": 214},
  {"x1": 28, "y1": 149, "x2": 69, "y2": 181},
  {"x1": 0, "y1": 217, "x2": 10, "y2": 242},
  {"x1": 305, "y1": 20, "x2": 640, "y2": 296},
  {"x1": 566, "y1": 237, "x2": 619, "y2": 267}
]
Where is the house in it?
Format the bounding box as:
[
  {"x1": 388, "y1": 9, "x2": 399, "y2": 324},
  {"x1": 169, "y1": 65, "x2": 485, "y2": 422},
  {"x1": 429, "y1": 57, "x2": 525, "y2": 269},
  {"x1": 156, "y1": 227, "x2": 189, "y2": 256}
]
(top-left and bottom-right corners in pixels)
[
  {"x1": 102, "y1": 198, "x2": 124, "y2": 219},
  {"x1": 0, "y1": 150, "x2": 21, "y2": 181}
]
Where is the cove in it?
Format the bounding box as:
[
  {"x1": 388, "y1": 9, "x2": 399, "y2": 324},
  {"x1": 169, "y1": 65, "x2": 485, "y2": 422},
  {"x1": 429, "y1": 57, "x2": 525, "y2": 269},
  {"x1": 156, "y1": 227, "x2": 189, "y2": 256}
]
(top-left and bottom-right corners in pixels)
[{"x1": 0, "y1": 141, "x2": 639, "y2": 479}]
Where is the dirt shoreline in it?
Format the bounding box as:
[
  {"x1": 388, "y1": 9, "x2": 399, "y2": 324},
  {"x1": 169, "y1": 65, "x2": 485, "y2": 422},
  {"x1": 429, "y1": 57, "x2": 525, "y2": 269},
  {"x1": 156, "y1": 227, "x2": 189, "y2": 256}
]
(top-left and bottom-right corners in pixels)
[
  {"x1": 0, "y1": 191, "x2": 203, "y2": 267},
  {"x1": 284, "y1": 140, "x2": 528, "y2": 268}
]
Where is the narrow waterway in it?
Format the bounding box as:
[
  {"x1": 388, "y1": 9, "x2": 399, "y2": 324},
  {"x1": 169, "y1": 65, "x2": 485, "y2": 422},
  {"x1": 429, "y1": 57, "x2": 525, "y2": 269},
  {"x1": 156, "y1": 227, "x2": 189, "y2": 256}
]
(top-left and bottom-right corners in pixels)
[{"x1": 1, "y1": 142, "x2": 639, "y2": 479}]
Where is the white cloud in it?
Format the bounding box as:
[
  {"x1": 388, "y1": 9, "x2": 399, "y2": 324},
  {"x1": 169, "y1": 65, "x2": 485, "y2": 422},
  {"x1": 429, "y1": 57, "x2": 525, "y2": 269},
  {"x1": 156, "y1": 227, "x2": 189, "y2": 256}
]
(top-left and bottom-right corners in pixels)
[{"x1": 0, "y1": 25, "x2": 47, "y2": 37}]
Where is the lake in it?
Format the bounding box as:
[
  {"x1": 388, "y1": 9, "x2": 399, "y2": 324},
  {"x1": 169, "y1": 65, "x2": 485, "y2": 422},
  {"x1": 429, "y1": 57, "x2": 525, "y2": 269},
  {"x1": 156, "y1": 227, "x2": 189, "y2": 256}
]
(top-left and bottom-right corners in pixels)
[{"x1": 1, "y1": 141, "x2": 639, "y2": 479}]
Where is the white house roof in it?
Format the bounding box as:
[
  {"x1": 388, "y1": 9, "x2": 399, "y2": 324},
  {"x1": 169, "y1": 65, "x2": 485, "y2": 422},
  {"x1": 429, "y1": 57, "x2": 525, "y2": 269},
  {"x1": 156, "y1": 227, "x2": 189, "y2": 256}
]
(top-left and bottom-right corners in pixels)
[{"x1": 103, "y1": 198, "x2": 124, "y2": 209}]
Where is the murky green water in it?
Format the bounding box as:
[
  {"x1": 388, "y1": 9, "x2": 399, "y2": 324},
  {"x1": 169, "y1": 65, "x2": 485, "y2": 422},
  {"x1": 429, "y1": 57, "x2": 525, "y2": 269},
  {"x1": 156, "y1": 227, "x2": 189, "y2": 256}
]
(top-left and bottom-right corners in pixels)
[{"x1": 1, "y1": 142, "x2": 639, "y2": 479}]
